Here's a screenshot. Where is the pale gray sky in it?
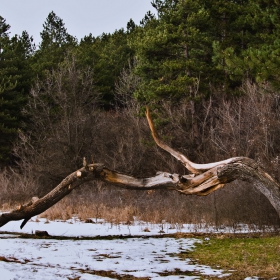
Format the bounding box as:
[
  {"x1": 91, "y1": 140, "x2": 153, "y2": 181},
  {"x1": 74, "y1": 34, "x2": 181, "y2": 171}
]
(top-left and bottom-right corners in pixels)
[{"x1": 0, "y1": 0, "x2": 155, "y2": 45}]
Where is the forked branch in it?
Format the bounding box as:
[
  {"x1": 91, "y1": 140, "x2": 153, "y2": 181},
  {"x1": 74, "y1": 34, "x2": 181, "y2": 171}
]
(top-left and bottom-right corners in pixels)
[
  {"x1": 1, "y1": 107, "x2": 280, "y2": 229},
  {"x1": 145, "y1": 107, "x2": 242, "y2": 174}
]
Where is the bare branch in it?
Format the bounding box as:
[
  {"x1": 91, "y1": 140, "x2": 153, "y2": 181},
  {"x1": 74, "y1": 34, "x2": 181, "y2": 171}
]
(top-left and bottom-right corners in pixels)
[
  {"x1": 1, "y1": 109, "x2": 280, "y2": 228},
  {"x1": 0, "y1": 164, "x2": 179, "y2": 228},
  {"x1": 1, "y1": 157, "x2": 280, "y2": 228},
  {"x1": 145, "y1": 106, "x2": 243, "y2": 173}
]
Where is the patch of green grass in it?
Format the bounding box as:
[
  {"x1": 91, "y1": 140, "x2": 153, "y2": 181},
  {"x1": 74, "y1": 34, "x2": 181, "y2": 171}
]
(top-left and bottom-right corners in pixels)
[{"x1": 187, "y1": 235, "x2": 280, "y2": 279}]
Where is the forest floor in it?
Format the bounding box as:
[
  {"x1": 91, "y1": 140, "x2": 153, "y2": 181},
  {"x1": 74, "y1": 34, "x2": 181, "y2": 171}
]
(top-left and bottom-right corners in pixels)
[{"x1": 0, "y1": 215, "x2": 279, "y2": 279}]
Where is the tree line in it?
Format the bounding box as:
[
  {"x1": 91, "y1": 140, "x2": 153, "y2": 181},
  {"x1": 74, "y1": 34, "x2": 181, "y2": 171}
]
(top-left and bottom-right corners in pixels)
[
  {"x1": 1, "y1": 0, "x2": 280, "y2": 225},
  {"x1": 1, "y1": 0, "x2": 280, "y2": 165}
]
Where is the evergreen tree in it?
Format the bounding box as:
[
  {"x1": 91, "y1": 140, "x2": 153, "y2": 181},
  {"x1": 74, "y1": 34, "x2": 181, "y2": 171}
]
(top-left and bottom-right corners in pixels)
[
  {"x1": 131, "y1": 0, "x2": 280, "y2": 100},
  {"x1": 127, "y1": 19, "x2": 136, "y2": 33},
  {"x1": 211, "y1": 0, "x2": 280, "y2": 88},
  {"x1": 131, "y1": 0, "x2": 217, "y2": 102},
  {"x1": 78, "y1": 29, "x2": 134, "y2": 107},
  {"x1": 0, "y1": 16, "x2": 34, "y2": 164},
  {"x1": 40, "y1": 11, "x2": 76, "y2": 49},
  {"x1": 32, "y1": 11, "x2": 77, "y2": 77}
]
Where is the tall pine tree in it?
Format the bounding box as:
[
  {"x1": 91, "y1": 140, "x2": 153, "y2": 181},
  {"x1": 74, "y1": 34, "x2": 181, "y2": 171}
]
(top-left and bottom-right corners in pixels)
[
  {"x1": 0, "y1": 16, "x2": 34, "y2": 164},
  {"x1": 211, "y1": 0, "x2": 280, "y2": 88},
  {"x1": 132, "y1": 0, "x2": 217, "y2": 102},
  {"x1": 32, "y1": 11, "x2": 77, "y2": 77},
  {"x1": 78, "y1": 29, "x2": 134, "y2": 107}
]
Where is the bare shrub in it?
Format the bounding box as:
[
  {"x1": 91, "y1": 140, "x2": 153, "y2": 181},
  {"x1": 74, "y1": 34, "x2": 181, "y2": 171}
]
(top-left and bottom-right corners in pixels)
[
  {"x1": 0, "y1": 167, "x2": 39, "y2": 207},
  {"x1": 13, "y1": 53, "x2": 101, "y2": 195},
  {"x1": 127, "y1": 81, "x2": 280, "y2": 226},
  {"x1": 115, "y1": 58, "x2": 141, "y2": 107},
  {"x1": 5, "y1": 71, "x2": 280, "y2": 227}
]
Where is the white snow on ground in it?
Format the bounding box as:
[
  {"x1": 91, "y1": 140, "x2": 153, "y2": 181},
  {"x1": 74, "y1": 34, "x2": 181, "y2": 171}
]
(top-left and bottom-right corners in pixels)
[
  {"x1": 0, "y1": 216, "x2": 271, "y2": 279},
  {"x1": 0, "y1": 217, "x2": 231, "y2": 279},
  {"x1": 0, "y1": 236, "x2": 225, "y2": 279},
  {"x1": 0, "y1": 216, "x2": 275, "y2": 237}
]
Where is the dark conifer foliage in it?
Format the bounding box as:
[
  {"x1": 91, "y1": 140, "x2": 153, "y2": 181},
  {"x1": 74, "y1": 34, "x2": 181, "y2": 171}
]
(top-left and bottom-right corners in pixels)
[
  {"x1": 0, "y1": 16, "x2": 34, "y2": 164},
  {"x1": 1, "y1": 1, "x2": 280, "y2": 163},
  {"x1": 31, "y1": 11, "x2": 77, "y2": 78},
  {"x1": 78, "y1": 29, "x2": 134, "y2": 107}
]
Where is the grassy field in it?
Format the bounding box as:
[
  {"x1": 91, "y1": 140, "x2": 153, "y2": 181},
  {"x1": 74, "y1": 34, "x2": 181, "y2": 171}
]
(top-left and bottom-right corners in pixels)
[{"x1": 186, "y1": 234, "x2": 280, "y2": 279}]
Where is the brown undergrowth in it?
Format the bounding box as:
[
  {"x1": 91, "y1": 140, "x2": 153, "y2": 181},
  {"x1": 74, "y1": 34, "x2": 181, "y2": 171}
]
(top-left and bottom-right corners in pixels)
[
  {"x1": 1, "y1": 169, "x2": 280, "y2": 228},
  {"x1": 35, "y1": 182, "x2": 280, "y2": 228},
  {"x1": 1, "y1": 82, "x2": 280, "y2": 227}
]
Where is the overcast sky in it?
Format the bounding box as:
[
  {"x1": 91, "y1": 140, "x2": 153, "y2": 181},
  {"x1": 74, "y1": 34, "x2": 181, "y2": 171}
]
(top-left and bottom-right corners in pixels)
[{"x1": 0, "y1": 0, "x2": 156, "y2": 46}]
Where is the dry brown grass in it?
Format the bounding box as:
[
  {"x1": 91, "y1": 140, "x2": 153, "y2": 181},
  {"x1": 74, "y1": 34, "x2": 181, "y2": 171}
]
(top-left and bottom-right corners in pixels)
[
  {"x1": 1, "y1": 171, "x2": 280, "y2": 227},
  {"x1": 39, "y1": 199, "x2": 137, "y2": 224},
  {"x1": 2, "y1": 82, "x2": 280, "y2": 227},
  {"x1": 35, "y1": 182, "x2": 280, "y2": 229}
]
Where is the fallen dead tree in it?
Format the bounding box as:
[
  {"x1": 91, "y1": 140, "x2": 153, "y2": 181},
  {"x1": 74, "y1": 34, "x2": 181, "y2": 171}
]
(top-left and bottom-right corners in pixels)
[{"x1": 1, "y1": 107, "x2": 280, "y2": 229}]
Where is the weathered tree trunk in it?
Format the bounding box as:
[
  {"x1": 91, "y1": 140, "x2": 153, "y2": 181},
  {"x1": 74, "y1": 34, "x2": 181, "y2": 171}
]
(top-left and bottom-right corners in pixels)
[{"x1": 1, "y1": 107, "x2": 280, "y2": 229}]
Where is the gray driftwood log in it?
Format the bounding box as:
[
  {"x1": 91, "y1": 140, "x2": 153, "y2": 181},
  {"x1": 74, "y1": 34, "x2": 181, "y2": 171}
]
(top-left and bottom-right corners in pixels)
[{"x1": 1, "y1": 107, "x2": 280, "y2": 229}]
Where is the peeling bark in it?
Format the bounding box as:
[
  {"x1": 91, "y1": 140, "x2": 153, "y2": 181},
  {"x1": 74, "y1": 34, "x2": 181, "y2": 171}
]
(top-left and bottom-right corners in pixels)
[{"x1": 1, "y1": 108, "x2": 280, "y2": 229}]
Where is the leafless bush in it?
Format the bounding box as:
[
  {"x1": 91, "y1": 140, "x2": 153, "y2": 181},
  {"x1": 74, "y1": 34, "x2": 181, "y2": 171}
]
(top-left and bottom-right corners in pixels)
[
  {"x1": 126, "y1": 81, "x2": 280, "y2": 226},
  {"x1": 210, "y1": 81, "x2": 280, "y2": 180},
  {"x1": 13, "y1": 53, "x2": 101, "y2": 194},
  {"x1": 0, "y1": 167, "x2": 39, "y2": 207},
  {"x1": 4, "y1": 69, "x2": 280, "y2": 227},
  {"x1": 115, "y1": 58, "x2": 141, "y2": 107}
]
